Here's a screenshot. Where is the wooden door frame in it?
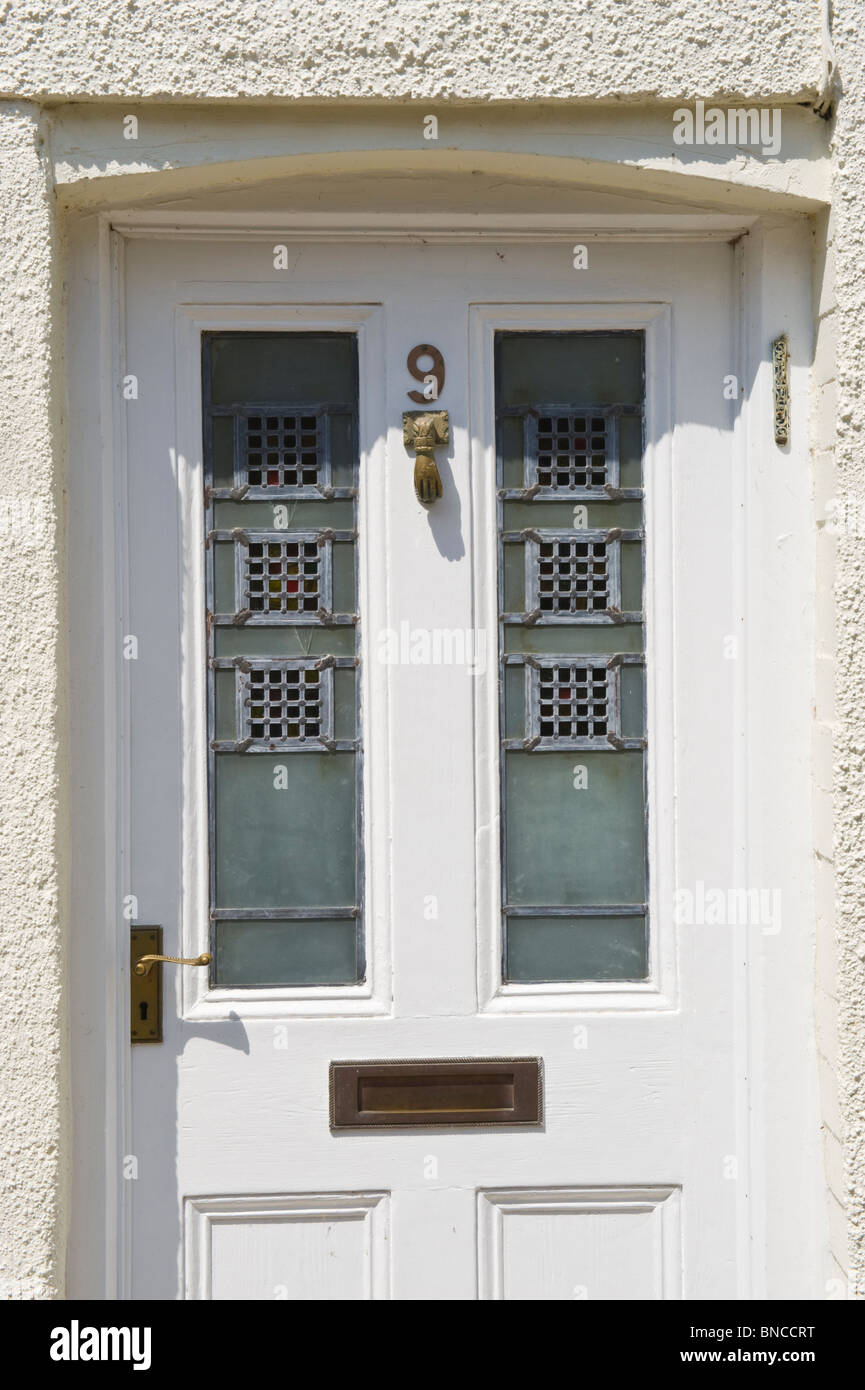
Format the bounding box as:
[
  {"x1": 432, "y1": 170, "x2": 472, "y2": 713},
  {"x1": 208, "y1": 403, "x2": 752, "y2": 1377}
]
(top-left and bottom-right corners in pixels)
[{"x1": 65, "y1": 208, "x2": 825, "y2": 1299}]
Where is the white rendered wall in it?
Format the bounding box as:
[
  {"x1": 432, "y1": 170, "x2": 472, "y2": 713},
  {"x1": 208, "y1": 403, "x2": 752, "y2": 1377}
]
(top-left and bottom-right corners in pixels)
[{"x1": 0, "y1": 102, "x2": 67, "y2": 1300}]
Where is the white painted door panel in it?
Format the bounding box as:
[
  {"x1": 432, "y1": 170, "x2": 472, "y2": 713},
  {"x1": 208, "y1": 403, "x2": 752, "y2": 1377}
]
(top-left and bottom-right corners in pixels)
[
  {"x1": 119, "y1": 234, "x2": 805, "y2": 1299},
  {"x1": 478, "y1": 1188, "x2": 681, "y2": 1301}
]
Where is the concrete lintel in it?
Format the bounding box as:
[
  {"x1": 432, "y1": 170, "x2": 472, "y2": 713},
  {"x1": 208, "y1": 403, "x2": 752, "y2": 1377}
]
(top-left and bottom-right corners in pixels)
[{"x1": 51, "y1": 103, "x2": 830, "y2": 217}]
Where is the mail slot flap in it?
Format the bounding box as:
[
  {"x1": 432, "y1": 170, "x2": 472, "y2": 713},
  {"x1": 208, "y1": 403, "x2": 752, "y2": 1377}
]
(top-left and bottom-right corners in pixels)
[{"x1": 329, "y1": 1057, "x2": 543, "y2": 1130}]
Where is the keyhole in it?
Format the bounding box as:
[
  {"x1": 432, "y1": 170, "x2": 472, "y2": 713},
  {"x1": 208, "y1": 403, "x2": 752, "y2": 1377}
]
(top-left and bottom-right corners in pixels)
[{"x1": 139, "y1": 1001, "x2": 148, "y2": 1021}]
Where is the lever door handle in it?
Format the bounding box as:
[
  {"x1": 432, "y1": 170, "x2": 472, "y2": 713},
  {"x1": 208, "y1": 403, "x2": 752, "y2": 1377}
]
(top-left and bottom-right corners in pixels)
[{"x1": 134, "y1": 952, "x2": 211, "y2": 978}]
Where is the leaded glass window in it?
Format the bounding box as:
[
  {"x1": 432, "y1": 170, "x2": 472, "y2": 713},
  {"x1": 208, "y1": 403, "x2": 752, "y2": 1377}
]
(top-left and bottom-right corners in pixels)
[
  {"x1": 203, "y1": 333, "x2": 362, "y2": 986},
  {"x1": 496, "y1": 332, "x2": 648, "y2": 982}
]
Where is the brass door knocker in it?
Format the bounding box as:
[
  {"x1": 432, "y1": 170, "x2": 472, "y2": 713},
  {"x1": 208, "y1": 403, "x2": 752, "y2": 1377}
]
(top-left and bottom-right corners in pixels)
[{"x1": 403, "y1": 410, "x2": 449, "y2": 504}]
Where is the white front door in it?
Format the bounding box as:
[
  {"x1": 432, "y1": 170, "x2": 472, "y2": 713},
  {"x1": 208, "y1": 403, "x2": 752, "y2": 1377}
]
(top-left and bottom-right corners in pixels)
[{"x1": 118, "y1": 231, "x2": 814, "y2": 1300}]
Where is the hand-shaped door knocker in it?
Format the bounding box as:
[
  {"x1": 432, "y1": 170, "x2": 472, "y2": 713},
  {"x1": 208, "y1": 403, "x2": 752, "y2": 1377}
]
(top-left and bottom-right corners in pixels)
[{"x1": 403, "y1": 410, "x2": 449, "y2": 504}]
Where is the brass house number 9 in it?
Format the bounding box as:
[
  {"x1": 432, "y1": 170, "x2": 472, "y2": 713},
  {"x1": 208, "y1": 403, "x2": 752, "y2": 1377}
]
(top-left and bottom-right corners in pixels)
[
  {"x1": 404, "y1": 344, "x2": 448, "y2": 504},
  {"x1": 406, "y1": 343, "x2": 445, "y2": 403}
]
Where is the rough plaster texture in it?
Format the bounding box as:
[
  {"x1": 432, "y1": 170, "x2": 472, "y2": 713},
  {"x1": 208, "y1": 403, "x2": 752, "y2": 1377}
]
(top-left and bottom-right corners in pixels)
[
  {"x1": 0, "y1": 0, "x2": 825, "y2": 105},
  {"x1": 828, "y1": 1, "x2": 865, "y2": 1297},
  {"x1": 0, "y1": 102, "x2": 66, "y2": 1299},
  {"x1": 812, "y1": 204, "x2": 844, "y2": 1288}
]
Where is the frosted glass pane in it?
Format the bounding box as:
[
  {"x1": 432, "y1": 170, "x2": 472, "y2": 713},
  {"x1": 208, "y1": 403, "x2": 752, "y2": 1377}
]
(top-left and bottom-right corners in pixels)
[
  {"x1": 214, "y1": 669, "x2": 236, "y2": 741},
  {"x1": 500, "y1": 417, "x2": 524, "y2": 489},
  {"x1": 504, "y1": 500, "x2": 643, "y2": 530},
  {"x1": 209, "y1": 333, "x2": 356, "y2": 405},
  {"x1": 504, "y1": 665, "x2": 525, "y2": 739},
  {"x1": 215, "y1": 919, "x2": 358, "y2": 985},
  {"x1": 620, "y1": 665, "x2": 646, "y2": 740},
  {"x1": 333, "y1": 667, "x2": 356, "y2": 741},
  {"x1": 214, "y1": 541, "x2": 235, "y2": 613},
  {"x1": 329, "y1": 412, "x2": 356, "y2": 489},
  {"x1": 332, "y1": 542, "x2": 356, "y2": 613},
  {"x1": 507, "y1": 915, "x2": 647, "y2": 982},
  {"x1": 619, "y1": 415, "x2": 643, "y2": 489},
  {"x1": 211, "y1": 415, "x2": 235, "y2": 490},
  {"x1": 505, "y1": 750, "x2": 646, "y2": 905},
  {"x1": 215, "y1": 628, "x2": 356, "y2": 659},
  {"x1": 497, "y1": 333, "x2": 643, "y2": 406},
  {"x1": 503, "y1": 543, "x2": 526, "y2": 613},
  {"x1": 505, "y1": 624, "x2": 644, "y2": 656},
  {"x1": 621, "y1": 540, "x2": 644, "y2": 612},
  {"x1": 215, "y1": 753, "x2": 356, "y2": 908},
  {"x1": 214, "y1": 499, "x2": 355, "y2": 530}
]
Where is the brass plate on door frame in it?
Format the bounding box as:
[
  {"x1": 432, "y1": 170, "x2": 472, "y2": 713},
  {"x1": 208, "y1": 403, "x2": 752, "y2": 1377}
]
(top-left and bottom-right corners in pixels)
[
  {"x1": 329, "y1": 1057, "x2": 543, "y2": 1131},
  {"x1": 130, "y1": 926, "x2": 162, "y2": 1043}
]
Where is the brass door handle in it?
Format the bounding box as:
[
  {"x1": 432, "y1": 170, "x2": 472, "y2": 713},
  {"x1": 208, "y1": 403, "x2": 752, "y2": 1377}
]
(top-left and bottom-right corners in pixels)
[{"x1": 134, "y1": 952, "x2": 211, "y2": 977}]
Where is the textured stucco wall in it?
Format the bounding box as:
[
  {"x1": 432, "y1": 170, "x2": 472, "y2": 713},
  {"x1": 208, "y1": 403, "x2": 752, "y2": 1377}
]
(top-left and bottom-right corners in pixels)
[
  {"x1": 812, "y1": 205, "x2": 843, "y2": 1287},
  {"x1": 828, "y1": 0, "x2": 865, "y2": 1297},
  {"x1": 0, "y1": 0, "x2": 825, "y2": 104},
  {"x1": 0, "y1": 102, "x2": 66, "y2": 1299}
]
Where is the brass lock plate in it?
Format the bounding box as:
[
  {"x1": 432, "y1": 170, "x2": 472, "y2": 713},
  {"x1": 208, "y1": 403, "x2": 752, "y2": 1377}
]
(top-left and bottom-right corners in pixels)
[{"x1": 131, "y1": 926, "x2": 162, "y2": 1043}]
